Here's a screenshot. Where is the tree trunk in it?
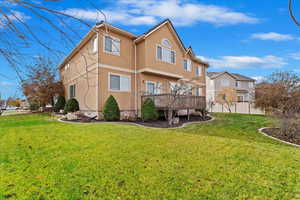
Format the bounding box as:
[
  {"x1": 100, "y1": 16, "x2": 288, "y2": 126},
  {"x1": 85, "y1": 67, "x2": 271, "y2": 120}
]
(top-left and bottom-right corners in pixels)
[{"x1": 168, "y1": 109, "x2": 173, "y2": 126}]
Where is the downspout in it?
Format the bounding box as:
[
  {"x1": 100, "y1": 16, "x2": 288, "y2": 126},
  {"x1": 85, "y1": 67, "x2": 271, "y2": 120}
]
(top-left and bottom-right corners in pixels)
[
  {"x1": 97, "y1": 32, "x2": 100, "y2": 118},
  {"x1": 134, "y1": 41, "x2": 138, "y2": 117}
]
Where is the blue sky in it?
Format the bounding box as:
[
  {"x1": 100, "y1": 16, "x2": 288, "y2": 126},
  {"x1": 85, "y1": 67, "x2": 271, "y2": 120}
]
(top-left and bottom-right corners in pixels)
[{"x1": 1, "y1": 0, "x2": 300, "y2": 98}]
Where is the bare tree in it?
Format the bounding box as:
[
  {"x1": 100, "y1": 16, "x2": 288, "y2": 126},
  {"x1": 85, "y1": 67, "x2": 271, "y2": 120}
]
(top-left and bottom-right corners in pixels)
[
  {"x1": 255, "y1": 71, "x2": 300, "y2": 140},
  {"x1": 216, "y1": 88, "x2": 237, "y2": 113},
  {"x1": 0, "y1": 0, "x2": 107, "y2": 80}
]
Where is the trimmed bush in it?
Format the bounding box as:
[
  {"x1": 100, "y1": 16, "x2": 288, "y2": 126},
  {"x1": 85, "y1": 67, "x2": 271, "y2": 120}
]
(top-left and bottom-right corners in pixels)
[
  {"x1": 64, "y1": 98, "x2": 79, "y2": 114},
  {"x1": 54, "y1": 96, "x2": 65, "y2": 112},
  {"x1": 141, "y1": 98, "x2": 158, "y2": 121},
  {"x1": 103, "y1": 95, "x2": 120, "y2": 121}
]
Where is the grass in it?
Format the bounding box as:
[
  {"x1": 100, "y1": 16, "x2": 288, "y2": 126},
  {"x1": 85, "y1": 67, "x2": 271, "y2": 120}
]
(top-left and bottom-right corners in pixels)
[{"x1": 0, "y1": 113, "x2": 299, "y2": 199}]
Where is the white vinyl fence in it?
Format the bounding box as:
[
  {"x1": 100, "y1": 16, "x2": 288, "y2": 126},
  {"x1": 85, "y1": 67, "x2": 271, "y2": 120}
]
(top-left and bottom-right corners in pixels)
[{"x1": 208, "y1": 102, "x2": 265, "y2": 115}]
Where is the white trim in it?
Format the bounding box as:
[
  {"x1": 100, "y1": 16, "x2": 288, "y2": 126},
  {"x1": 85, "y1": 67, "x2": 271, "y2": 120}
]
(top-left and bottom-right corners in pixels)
[
  {"x1": 108, "y1": 72, "x2": 131, "y2": 92},
  {"x1": 161, "y1": 38, "x2": 171, "y2": 48},
  {"x1": 96, "y1": 23, "x2": 137, "y2": 38},
  {"x1": 98, "y1": 64, "x2": 135, "y2": 73},
  {"x1": 137, "y1": 68, "x2": 183, "y2": 79}
]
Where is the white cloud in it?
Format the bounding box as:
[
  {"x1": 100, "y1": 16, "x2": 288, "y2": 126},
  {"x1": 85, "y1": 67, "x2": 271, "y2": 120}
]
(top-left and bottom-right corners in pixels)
[
  {"x1": 252, "y1": 76, "x2": 264, "y2": 82},
  {"x1": 288, "y1": 52, "x2": 300, "y2": 60},
  {"x1": 251, "y1": 32, "x2": 295, "y2": 41},
  {"x1": 63, "y1": 0, "x2": 260, "y2": 26},
  {"x1": 199, "y1": 55, "x2": 287, "y2": 69},
  {"x1": 63, "y1": 9, "x2": 157, "y2": 26}
]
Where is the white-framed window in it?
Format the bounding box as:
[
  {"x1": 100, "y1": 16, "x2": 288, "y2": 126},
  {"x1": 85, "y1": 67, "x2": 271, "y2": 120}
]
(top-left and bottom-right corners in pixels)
[
  {"x1": 104, "y1": 35, "x2": 120, "y2": 55},
  {"x1": 146, "y1": 81, "x2": 162, "y2": 94},
  {"x1": 236, "y1": 81, "x2": 241, "y2": 88},
  {"x1": 237, "y1": 95, "x2": 244, "y2": 102},
  {"x1": 156, "y1": 45, "x2": 175, "y2": 64},
  {"x1": 92, "y1": 35, "x2": 98, "y2": 53},
  {"x1": 196, "y1": 88, "x2": 202, "y2": 96},
  {"x1": 196, "y1": 66, "x2": 202, "y2": 76},
  {"x1": 161, "y1": 39, "x2": 171, "y2": 48},
  {"x1": 222, "y1": 79, "x2": 230, "y2": 87},
  {"x1": 183, "y1": 59, "x2": 192, "y2": 71},
  {"x1": 248, "y1": 82, "x2": 254, "y2": 88},
  {"x1": 65, "y1": 63, "x2": 70, "y2": 70},
  {"x1": 69, "y1": 84, "x2": 76, "y2": 99},
  {"x1": 109, "y1": 73, "x2": 130, "y2": 92}
]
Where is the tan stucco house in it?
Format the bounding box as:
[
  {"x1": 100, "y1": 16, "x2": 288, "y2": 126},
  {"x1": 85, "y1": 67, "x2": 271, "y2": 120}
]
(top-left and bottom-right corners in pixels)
[
  {"x1": 206, "y1": 72, "x2": 255, "y2": 103},
  {"x1": 58, "y1": 19, "x2": 209, "y2": 119}
]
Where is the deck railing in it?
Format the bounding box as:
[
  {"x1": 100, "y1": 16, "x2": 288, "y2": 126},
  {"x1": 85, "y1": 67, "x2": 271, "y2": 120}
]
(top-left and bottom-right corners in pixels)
[{"x1": 141, "y1": 94, "x2": 206, "y2": 110}]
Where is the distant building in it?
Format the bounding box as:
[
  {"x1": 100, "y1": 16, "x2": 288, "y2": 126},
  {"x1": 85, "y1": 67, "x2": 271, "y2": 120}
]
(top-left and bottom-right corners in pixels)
[{"x1": 206, "y1": 72, "x2": 255, "y2": 103}]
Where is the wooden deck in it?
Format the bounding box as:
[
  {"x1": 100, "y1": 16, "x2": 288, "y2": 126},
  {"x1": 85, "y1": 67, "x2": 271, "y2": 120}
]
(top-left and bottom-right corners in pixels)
[{"x1": 141, "y1": 94, "x2": 206, "y2": 110}]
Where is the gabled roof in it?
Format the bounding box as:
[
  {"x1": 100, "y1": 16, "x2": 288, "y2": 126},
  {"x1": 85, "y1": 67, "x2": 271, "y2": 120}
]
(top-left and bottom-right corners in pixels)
[
  {"x1": 207, "y1": 72, "x2": 255, "y2": 82},
  {"x1": 58, "y1": 19, "x2": 209, "y2": 69}
]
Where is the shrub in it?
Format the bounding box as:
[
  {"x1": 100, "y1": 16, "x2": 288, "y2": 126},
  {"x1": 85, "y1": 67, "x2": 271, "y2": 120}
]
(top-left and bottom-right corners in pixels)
[
  {"x1": 64, "y1": 98, "x2": 79, "y2": 114},
  {"x1": 141, "y1": 98, "x2": 158, "y2": 121},
  {"x1": 54, "y1": 96, "x2": 65, "y2": 112},
  {"x1": 29, "y1": 102, "x2": 39, "y2": 111},
  {"x1": 103, "y1": 95, "x2": 120, "y2": 121}
]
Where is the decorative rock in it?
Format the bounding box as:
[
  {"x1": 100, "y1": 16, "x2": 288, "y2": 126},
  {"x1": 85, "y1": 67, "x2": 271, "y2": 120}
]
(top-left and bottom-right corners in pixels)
[
  {"x1": 172, "y1": 117, "x2": 180, "y2": 124},
  {"x1": 66, "y1": 112, "x2": 79, "y2": 121}
]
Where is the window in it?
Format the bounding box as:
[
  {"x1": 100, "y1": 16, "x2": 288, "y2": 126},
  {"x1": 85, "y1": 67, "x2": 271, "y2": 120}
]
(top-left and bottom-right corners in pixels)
[
  {"x1": 156, "y1": 45, "x2": 175, "y2": 64},
  {"x1": 236, "y1": 81, "x2": 241, "y2": 88},
  {"x1": 92, "y1": 36, "x2": 98, "y2": 53},
  {"x1": 196, "y1": 67, "x2": 202, "y2": 76},
  {"x1": 183, "y1": 59, "x2": 191, "y2": 71},
  {"x1": 157, "y1": 46, "x2": 162, "y2": 60},
  {"x1": 69, "y1": 84, "x2": 76, "y2": 98},
  {"x1": 104, "y1": 35, "x2": 120, "y2": 55},
  {"x1": 146, "y1": 81, "x2": 162, "y2": 94},
  {"x1": 196, "y1": 88, "x2": 202, "y2": 96},
  {"x1": 237, "y1": 96, "x2": 244, "y2": 102},
  {"x1": 65, "y1": 63, "x2": 70, "y2": 70},
  {"x1": 146, "y1": 82, "x2": 155, "y2": 94},
  {"x1": 109, "y1": 74, "x2": 130, "y2": 91},
  {"x1": 222, "y1": 79, "x2": 230, "y2": 87},
  {"x1": 248, "y1": 82, "x2": 254, "y2": 88},
  {"x1": 161, "y1": 39, "x2": 171, "y2": 48}
]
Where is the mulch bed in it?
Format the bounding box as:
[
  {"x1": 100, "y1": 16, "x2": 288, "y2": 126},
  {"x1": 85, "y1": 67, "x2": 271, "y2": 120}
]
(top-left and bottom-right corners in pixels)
[
  {"x1": 262, "y1": 128, "x2": 300, "y2": 146},
  {"x1": 61, "y1": 115, "x2": 212, "y2": 128}
]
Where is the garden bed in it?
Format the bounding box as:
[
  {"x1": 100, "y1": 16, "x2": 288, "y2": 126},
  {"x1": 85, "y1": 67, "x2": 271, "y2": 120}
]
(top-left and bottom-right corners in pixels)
[
  {"x1": 60, "y1": 115, "x2": 212, "y2": 128},
  {"x1": 261, "y1": 127, "x2": 300, "y2": 146}
]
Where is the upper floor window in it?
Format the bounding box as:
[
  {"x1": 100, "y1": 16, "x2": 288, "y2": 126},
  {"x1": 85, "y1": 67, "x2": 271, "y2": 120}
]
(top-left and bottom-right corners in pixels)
[
  {"x1": 157, "y1": 45, "x2": 175, "y2": 64},
  {"x1": 104, "y1": 35, "x2": 120, "y2": 55},
  {"x1": 69, "y1": 84, "x2": 76, "y2": 99},
  {"x1": 196, "y1": 88, "x2": 202, "y2": 96},
  {"x1": 236, "y1": 81, "x2": 241, "y2": 88},
  {"x1": 65, "y1": 63, "x2": 70, "y2": 70},
  {"x1": 196, "y1": 66, "x2": 202, "y2": 76},
  {"x1": 248, "y1": 82, "x2": 254, "y2": 88},
  {"x1": 109, "y1": 73, "x2": 130, "y2": 92},
  {"x1": 92, "y1": 35, "x2": 98, "y2": 53},
  {"x1": 161, "y1": 39, "x2": 171, "y2": 48},
  {"x1": 183, "y1": 59, "x2": 191, "y2": 71}
]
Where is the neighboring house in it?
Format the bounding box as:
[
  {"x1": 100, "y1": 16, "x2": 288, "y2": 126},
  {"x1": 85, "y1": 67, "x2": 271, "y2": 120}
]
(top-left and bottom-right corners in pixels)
[
  {"x1": 58, "y1": 19, "x2": 209, "y2": 119},
  {"x1": 20, "y1": 99, "x2": 29, "y2": 109},
  {"x1": 206, "y1": 72, "x2": 255, "y2": 103}
]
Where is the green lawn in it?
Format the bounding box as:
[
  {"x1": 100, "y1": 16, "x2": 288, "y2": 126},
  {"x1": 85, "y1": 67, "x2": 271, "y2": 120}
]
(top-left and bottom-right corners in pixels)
[{"x1": 0, "y1": 113, "x2": 299, "y2": 199}]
